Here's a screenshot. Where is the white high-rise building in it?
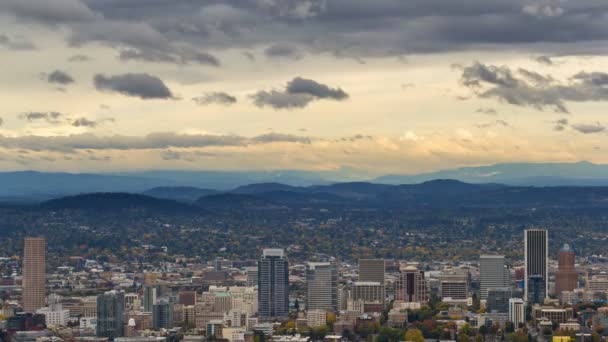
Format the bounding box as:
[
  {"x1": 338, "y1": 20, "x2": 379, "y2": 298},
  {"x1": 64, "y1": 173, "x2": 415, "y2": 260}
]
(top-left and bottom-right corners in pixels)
[
  {"x1": 480, "y1": 255, "x2": 511, "y2": 300},
  {"x1": 36, "y1": 304, "x2": 70, "y2": 327},
  {"x1": 509, "y1": 298, "x2": 525, "y2": 328}
]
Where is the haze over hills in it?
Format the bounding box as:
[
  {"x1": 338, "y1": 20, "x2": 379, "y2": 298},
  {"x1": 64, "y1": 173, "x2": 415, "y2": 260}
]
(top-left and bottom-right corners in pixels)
[{"x1": 1, "y1": 161, "x2": 608, "y2": 201}]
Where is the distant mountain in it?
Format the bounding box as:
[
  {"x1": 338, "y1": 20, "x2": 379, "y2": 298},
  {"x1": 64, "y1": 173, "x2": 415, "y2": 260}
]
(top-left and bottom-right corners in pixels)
[
  {"x1": 231, "y1": 182, "x2": 304, "y2": 194},
  {"x1": 143, "y1": 186, "x2": 218, "y2": 203},
  {"x1": 42, "y1": 193, "x2": 197, "y2": 212},
  {"x1": 373, "y1": 161, "x2": 608, "y2": 186},
  {"x1": 196, "y1": 193, "x2": 281, "y2": 210}
]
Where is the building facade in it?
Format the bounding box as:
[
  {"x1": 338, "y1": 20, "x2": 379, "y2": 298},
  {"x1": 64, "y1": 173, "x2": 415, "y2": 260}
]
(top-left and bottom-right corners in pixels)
[
  {"x1": 555, "y1": 244, "x2": 577, "y2": 296},
  {"x1": 525, "y1": 229, "x2": 548, "y2": 303},
  {"x1": 306, "y1": 262, "x2": 338, "y2": 312},
  {"x1": 258, "y1": 249, "x2": 289, "y2": 318},
  {"x1": 23, "y1": 237, "x2": 46, "y2": 313}
]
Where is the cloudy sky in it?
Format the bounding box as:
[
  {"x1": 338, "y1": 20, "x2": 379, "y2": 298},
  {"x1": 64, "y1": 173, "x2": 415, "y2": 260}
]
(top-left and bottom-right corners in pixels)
[{"x1": 1, "y1": 0, "x2": 608, "y2": 176}]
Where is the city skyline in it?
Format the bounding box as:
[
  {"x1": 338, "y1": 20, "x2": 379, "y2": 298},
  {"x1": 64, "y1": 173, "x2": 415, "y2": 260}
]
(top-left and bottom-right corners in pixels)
[{"x1": 1, "y1": 1, "x2": 608, "y2": 174}]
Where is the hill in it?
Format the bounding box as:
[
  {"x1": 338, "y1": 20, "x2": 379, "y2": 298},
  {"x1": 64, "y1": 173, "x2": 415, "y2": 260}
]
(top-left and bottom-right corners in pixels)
[{"x1": 41, "y1": 193, "x2": 197, "y2": 212}]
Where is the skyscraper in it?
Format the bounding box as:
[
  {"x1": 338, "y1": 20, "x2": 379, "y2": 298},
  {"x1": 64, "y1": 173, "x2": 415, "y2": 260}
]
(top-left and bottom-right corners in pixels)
[
  {"x1": 152, "y1": 298, "x2": 174, "y2": 329},
  {"x1": 306, "y1": 262, "x2": 338, "y2": 312},
  {"x1": 480, "y1": 255, "x2": 511, "y2": 300},
  {"x1": 524, "y1": 229, "x2": 548, "y2": 303},
  {"x1": 258, "y1": 249, "x2": 289, "y2": 318},
  {"x1": 555, "y1": 244, "x2": 577, "y2": 296},
  {"x1": 486, "y1": 287, "x2": 512, "y2": 313},
  {"x1": 23, "y1": 237, "x2": 46, "y2": 313},
  {"x1": 394, "y1": 266, "x2": 428, "y2": 303},
  {"x1": 96, "y1": 290, "x2": 125, "y2": 338},
  {"x1": 358, "y1": 259, "x2": 385, "y2": 285}
]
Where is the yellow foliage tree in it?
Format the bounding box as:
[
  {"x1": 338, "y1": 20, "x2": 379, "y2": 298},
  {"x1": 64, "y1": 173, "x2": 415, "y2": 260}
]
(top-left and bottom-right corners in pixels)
[{"x1": 405, "y1": 329, "x2": 425, "y2": 342}]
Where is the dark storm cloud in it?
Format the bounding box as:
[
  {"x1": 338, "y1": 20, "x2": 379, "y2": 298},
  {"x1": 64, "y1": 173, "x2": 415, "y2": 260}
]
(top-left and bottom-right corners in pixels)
[
  {"x1": 193, "y1": 92, "x2": 237, "y2": 106},
  {"x1": 460, "y1": 62, "x2": 608, "y2": 113},
  {"x1": 47, "y1": 70, "x2": 75, "y2": 85},
  {"x1": 93, "y1": 73, "x2": 174, "y2": 99},
  {"x1": 0, "y1": 132, "x2": 311, "y2": 152},
  {"x1": 251, "y1": 77, "x2": 349, "y2": 109},
  {"x1": 0, "y1": 34, "x2": 36, "y2": 50},
  {"x1": 264, "y1": 43, "x2": 302, "y2": 60},
  {"x1": 7, "y1": 0, "x2": 607, "y2": 59}
]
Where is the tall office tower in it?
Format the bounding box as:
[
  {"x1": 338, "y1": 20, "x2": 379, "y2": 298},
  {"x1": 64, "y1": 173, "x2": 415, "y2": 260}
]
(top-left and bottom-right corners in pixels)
[
  {"x1": 178, "y1": 291, "x2": 197, "y2": 306},
  {"x1": 524, "y1": 229, "x2": 548, "y2": 303},
  {"x1": 258, "y1": 249, "x2": 289, "y2": 318},
  {"x1": 152, "y1": 298, "x2": 174, "y2": 329},
  {"x1": 350, "y1": 282, "x2": 384, "y2": 303},
  {"x1": 358, "y1": 259, "x2": 385, "y2": 285},
  {"x1": 486, "y1": 287, "x2": 513, "y2": 313},
  {"x1": 23, "y1": 237, "x2": 46, "y2": 312},
  {"x1": 555, "y1": 244, "x2": 577, "y2": 296},
  {"x1": 394, "y1": 266, "x2": 428, "y2": 303},
  {"x1": 143, "y1": 285, "x2": 157, "y2": 312},
  {"x1": 96, "y1": 290, "x2": 125, "y2": 339},
  {"x1": 480, "y1": 255, "x2": 511, "y2": 300},
  {"x1": 306, "y1": 262, "x2": 338, "y2": 311},
  {"x1": 509, "y1": 298, "x2": 525, "y2": 328}
]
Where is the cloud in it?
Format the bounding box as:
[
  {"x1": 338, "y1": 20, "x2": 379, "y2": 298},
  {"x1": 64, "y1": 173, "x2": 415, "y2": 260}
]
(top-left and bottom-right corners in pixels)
[
  {"x1": 0, "y1": 34, "x2": 36, "y2": 50},
  {"x1": 475, "y1": 108, "x2": 497, "y2": 115},
  {"x1": 522, "y1": 3, "x2": 565, "y2": 19},
  {"x1": 118, "y1": 48, "x2": 220, "y2": 66},
  {"x1": 553, "y1": 118, "x2": 568, "y2": 131},
  {"x1": 534, "y1": 55, "x2": 554, "y2": 65},
  {"x1": 0, "y1": 0, "x2": 98, "y2": 24},
  {"x1": 20, "y1": 111, "x2": 65, "y2": 123},
  {"x1": 264, "y1": 43, "x2": 302, "y2": 60},
  {"x1": 571, "y1": 122, "x2": 606, "y2": 134},
  {"x1": 68, "y1": 54, "x2": 91, "y2": 62},
  {"x1": 0, "y1": 132, "x2": 311, "y2": 152},
  {"x1": 46, "y1": 70, "x2": 75, "y2": 85},
  {"x1": 251, "y1": 77, "x2": 349, "y2": 109},
  {"x1": 193, "y1": 92, "x2": 237, "y2": 106},
  {"x1": 460, "y1": 62, "x2": 608, "y2": 113},
  {"x1": 93, "y1": 73, "x2": 174, "y2": 99},
  {"x1": 71, "y1": 118, "x2": 98, "y2": 127}
]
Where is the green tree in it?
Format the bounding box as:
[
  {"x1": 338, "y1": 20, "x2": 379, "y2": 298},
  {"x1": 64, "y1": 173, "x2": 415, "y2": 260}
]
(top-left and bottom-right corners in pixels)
[{"x1": 458, "y1": 333, "x2": 470, "y2": 342}]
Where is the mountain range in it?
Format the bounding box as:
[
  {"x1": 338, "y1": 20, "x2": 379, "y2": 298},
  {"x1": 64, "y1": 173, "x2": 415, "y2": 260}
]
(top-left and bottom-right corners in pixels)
[{"x1": 1, "y1": 161, "x2": 608, "y2": 201}]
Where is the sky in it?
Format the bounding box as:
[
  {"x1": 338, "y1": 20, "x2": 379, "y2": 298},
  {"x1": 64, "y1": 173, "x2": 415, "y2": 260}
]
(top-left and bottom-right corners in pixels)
[{"x1": 1, "y1": 0, "x2": 608, "y2": 176}]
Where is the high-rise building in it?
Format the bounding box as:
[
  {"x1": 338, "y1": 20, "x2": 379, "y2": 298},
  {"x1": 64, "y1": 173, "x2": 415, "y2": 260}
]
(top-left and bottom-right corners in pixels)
[
  {"x1": 527, "y1": 275, "x2": 546, "y2": 305},
  {"x1": 350, "y1": 282, "x2": 384, "y2": 303},
  {"x1": 152, "y1": 298, "x2": 174, "y2": 329},
  {"x1": 509, "y1": 298, "x2": 525, "y2": 328},
  {"x1": 480, "y1": 255, "x2": 510, "y2": 300},
  {"x1": 486, "y1": 287, "x2": 512, "y2": 313},
  {"x1": 524, "y1": 229, "x2": 548, "y2": 303},
  {"x1": 440, "y1": 281, "x2": 467, "y2": 300},
  {"x1": 143, "y1": 285, "x2": 157, "y2": 312},
  {"x1": 23, "y1": 237, "x2": 46, "y2": 313},
  {"x1": 258, "y1": 249, "x2": 289, "y2": 318},
  {"x1": 555, "y1": 244, "x2": 577, "y2": 296},
  {"x1": 394, "y1": 266, "x2": 428, "y2": 303},
  {"x1": 96, "y1": 290, "x2": 125, "y2": 338},
  {"x1": 306, "y1": 262, "x2": 338, "y2": 312},
  {"x1": 358, "y1": 259, "x2": 385, "y2": 285}
]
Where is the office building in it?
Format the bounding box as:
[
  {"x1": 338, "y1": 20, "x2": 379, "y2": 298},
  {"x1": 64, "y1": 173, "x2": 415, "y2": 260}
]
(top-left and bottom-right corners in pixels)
[
  {"x1": 97, "y1": 290, "x2": 125, "y2": 338},
  {"x1": 306, "y1": 262, "x2": 338, "y2": 311},
  {"x1": 527, "y1": 275, "x2": 546, "y2": 305},
  {"x1": 144, "y1": 285, "x2": 157, "y2": 312},
  {"x1": 153, "y1": 298, "x2": 174, "y2": 330},
  {"x1": 350, "y1": 282, "x2": 384, "y2": 303},
  {"x1": 480, "y1": 255, "x2": 510, "y2": 300},
  {"x1": 358, "y1": 259, "x2": 385, "y2": 285},
  {"x1": 440, "y1": 281, "x2": 467, "y2": 300},
  {"x1": 36, "y1": 303, "x2": 70, "y2": 327},
  {"x1": 509, "y1": 298, "x2": 525, "y2": 328},
  {"x1": 258, "y1": 249, "x2": 289, "y2": 318},
  {"x1": 23, "y1": 237, "x2": 46, "y2": 313},
  {"x1": 394, "y1": 266, "x2": 428, "y2": 303},
  {"x1": 246, "y1": 267, "x2": 259, "y2": 287},
  {"x1": 555, "y1": 244, "x2": 577, "y2": 296},
  {"x1": 486, "y1": 287, "x2": 512, "y2": 313},
  {"x1": 524, "y1": 229, "x2": 548, "y2": 302}
]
